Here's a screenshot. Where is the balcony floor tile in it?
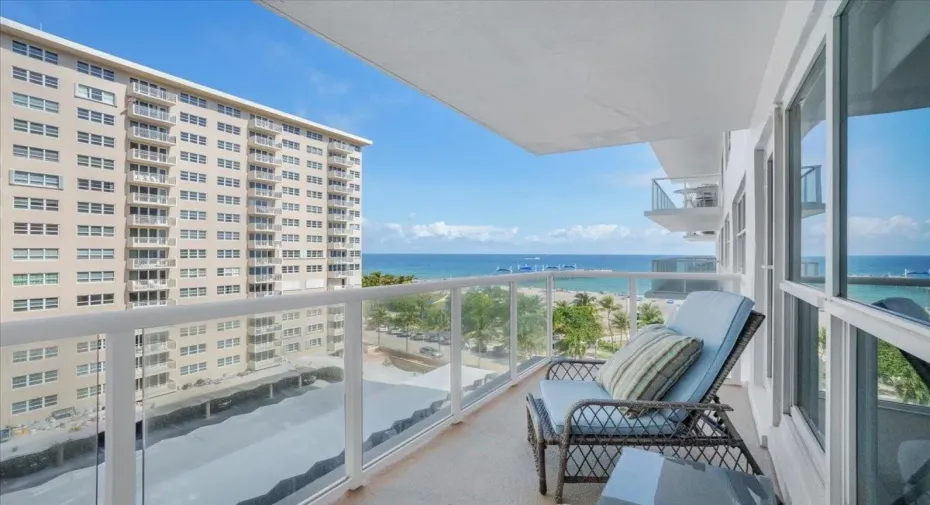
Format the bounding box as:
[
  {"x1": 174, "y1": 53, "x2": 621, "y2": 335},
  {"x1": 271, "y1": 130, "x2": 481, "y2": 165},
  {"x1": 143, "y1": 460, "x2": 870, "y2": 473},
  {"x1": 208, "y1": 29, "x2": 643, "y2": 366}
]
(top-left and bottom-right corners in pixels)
[{"x1": 338, "y1": 368, "x2": 774, "y2": 505}]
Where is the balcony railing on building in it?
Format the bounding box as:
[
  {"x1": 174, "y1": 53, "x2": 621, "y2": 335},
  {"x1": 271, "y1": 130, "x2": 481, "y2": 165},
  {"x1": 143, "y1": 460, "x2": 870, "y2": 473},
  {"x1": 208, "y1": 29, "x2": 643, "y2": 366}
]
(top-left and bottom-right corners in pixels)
[
  {"x1": 128, "y1": 171, "x2": 176, "y2": 186},
  {"x1": 127, "y1": 236, "x2": 176, "y2": 248},
  {"x1": 800, "y1": 164, "x2": 826, "y2": 217},
  {"x1": 247, "y1": 222, "x2": 282, "y2": 232},
  {"x1": 129, "y1": 193, "x2": 176, "y2": 206},
  {"x1": 248, "y1": 340, "x2": 282, "y2": 353},
  {"x1": 329, "y1": 168, "x2": 351, "y2": 180},
  {"x1": 328, "y1": 155, "x2": 352, "y2": 168},
  {"x1": 247, "y1": 355, "x2": 283, "y2": 371},
  {"x1": 127, "y1": 104, "x2": 176, "y2": 125},
  {"x1": 247, "y1": 322, "x2": 282, "y2": 335},
  {"x1": 129, "y1": 279, "x2": 177, "y2": 292},
  {"x1": 328, "y1": 257, "x2": 352, "y2": 265},
  {"x1": 249, "y1": 290, "x2": 283, "y2": 299},
  {"x1": 128, "y1": 215, "x2": 175, "y2": 227},
  {"x1": 135, "y1": 359, "x2": 176, "y2": 378},
  {"x1": 128, "y1": 149, "x2": 175, "y2": 167},
  {"x1": 248, "y1": 240, "x2": 282, "y2": 249},
  {"x1": 248, "y1": 188, "x2": 283, "y2": 199},
  {"x1": 329, "y1": 183, "x2": 350, "y2": 195},
  {"x1": 248, "y1": 135, "x2": 283, "y2": 150},
  {"x1": 645, "y1": 174, "x2": 723, "y2": 232},
  {"x1": 135, "y1": 380, "x2": 176, "y2": 401},
  {"x1": 129, "y1": 82, "x2": 178, "y2": 105},
  {"x1": 128, "y1": 126, "x2": 176, "y2": 146},
  {"x1": 329, "y1": 199, "x2": 350, "y2": 208},
  {"x1": 248, "y1": 273, "x2": 283, "y2": 283},
  {"x1": 135, "y1": 339, "x2": 176, "y2": 355},
  {"x1": 129, "y1": 258, "x2": 177, "y2": 269},
  {"x1": 328, "y1": 140, "x2": 354, "y2": 154},
  {"x1": 128, "y1": 299, "x2": 175, "y2": 309},
  {"x1": 247, "y1": 257, "x2": 282, "y2": 267},
  {"x1": 249, "y1": 117, "x2": 283, "y2": 134},
  {"x1": 247, "y1": 170, "x2": 282, "y2": 182},
  {"x1": 248, "y1": 205, "x2": 282, "y2": 216}
]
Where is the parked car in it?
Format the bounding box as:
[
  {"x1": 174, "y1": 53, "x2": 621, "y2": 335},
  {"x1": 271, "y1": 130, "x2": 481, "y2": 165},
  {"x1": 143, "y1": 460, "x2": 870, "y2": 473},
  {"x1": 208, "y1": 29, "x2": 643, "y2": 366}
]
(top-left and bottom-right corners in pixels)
[
  {"x1": 411, "y1": 332, "x2": 426, "y2": 341},
  {"x1": 426, "y1": 333, "x2": 441, "y2": 343},
  {"x1": 419, "y1": 347, "x2": 443, "y2": 359}
]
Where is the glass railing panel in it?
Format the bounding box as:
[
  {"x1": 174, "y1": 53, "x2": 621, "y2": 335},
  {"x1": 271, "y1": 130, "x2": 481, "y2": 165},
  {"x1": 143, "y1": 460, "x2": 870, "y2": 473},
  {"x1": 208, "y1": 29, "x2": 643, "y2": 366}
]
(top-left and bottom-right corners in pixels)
[
  {"x1": 514, "y1": 280, "x2": 548, "y2": 372},
  {"x1": 461, "y1": 284, "x2": 511, "y2": 406}
]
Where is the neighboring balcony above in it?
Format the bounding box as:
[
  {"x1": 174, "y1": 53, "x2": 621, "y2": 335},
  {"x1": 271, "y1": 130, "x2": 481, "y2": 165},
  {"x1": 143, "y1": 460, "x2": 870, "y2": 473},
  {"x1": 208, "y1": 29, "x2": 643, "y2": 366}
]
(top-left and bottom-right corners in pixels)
[
  {"x1": 248, "y1": 273, "x2": 282, "y2": 283},
  {"x1": 129, "y1": 258, "x2": 177, "y2": 270},
  {"x1": 248, "y1": 136, "x2": 283, "y2": 150},
  {"x1": 128, "y1": 215, "x2": 175, "y2": 227},
  {"x1": 329, "y1": 168, "x2": 351, "y2": 180},
  {"x1": 128, "y1": 127, "x2": 176, "y2": 146},
  {"x1": 248, "y1": 205, "x2": 282, "y2": 216},
  {"x1": 249, "y1": 117, "x2": 283, "y2": 135},
  {"x1": 684, "y1": 231, "x2": 717, "y2": 242},
  {"x1": 129, "y1": 193, "x2": 176, "y2": 207},
  {"x1": 247, "y1": 170, "x2": 282, "y2": 183},
  {"x1": 129, "y1": 82, "x2": 178, "y2": 106},
  {"x1": 127, "y1": 104, "x2": 176, "y2": 126},
  {"x1": 129, "y1": 279, "x2": 176, "y2": 292},
  {"x1": 127, "y1": 236, "x2": 176, "y2": 248},
  {"x1": 328, "y1": 140, "x2": 354, "y2": 154},
  {"x1": 328, "y1": 155, "x2": 352, "y2": 168},
  {"x1": 800, "y1": 164, "x2": 826, "y2": 218},
  {"x1": 249, "y1": 153, "x2": 283, "y2": 167},
  {"x1": 248, "y1": 240, "x2": 282, "y2": 249},
  {"x1": 128, "y1": 149, "x2": 175, "y2": 167},
  {"x1": 248, "y1": 188, "x2": 282, "y2": 199},
  {"x1": 128, "y1": 171, "x2": 176, "y2": 187},
  {"x1": 247, "y1": 222, "x2": 282, "y2": 233},
  {"x1": 248, "y1": 257, "x2": 283, "y2": 267},
  {"x1": 644, "y1": 175, "x2": 722, "y2": 232}
]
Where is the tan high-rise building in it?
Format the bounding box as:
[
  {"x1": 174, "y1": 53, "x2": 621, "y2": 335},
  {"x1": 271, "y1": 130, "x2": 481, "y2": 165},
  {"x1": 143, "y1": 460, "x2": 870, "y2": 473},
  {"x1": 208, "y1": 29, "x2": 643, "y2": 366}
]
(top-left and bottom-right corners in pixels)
[{"x1": 0, "y1": 18, "x2": 369, "y2": 426}]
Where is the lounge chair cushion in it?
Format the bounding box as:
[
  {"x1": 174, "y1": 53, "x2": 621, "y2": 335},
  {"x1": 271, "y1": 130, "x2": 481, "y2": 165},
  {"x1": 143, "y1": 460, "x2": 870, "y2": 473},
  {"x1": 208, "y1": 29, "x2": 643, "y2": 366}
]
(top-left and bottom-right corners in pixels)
[
  {"x1": 594, "y1": 325, "x2": 677, "y2": 392},
  {"x1": 662, "y1": 291, "x2": 754, "y2": 406},
  {"x1": 538, "y1": 380, "x2": 676, "y2": 436},
  {"x1": 607, "y1": 334, "x2": 704, "y2": 415}
]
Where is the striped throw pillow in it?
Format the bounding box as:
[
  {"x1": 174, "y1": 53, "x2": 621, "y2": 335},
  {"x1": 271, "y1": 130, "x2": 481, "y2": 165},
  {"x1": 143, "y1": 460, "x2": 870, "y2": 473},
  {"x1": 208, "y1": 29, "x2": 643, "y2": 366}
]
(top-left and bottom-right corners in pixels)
[
  {"x1": 607, "y1": 334, "x2": 703, "y2": 416},
  {"x1": 595, "y1": 326, "x2": 675, "y2": 392}
]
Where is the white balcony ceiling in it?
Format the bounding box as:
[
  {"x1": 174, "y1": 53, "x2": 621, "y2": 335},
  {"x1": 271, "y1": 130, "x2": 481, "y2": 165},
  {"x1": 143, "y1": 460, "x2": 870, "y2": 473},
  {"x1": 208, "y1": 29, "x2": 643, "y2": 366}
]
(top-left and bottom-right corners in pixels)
[
  {"x1": 260, "y1": 0, "x2": 788, "y2": 154},
  {"x1": 644, "y1": 207, "x2": 724, "y2": 233},
  {"x1": 650, "y1": 134, "x2": 723, "y2": 179}
]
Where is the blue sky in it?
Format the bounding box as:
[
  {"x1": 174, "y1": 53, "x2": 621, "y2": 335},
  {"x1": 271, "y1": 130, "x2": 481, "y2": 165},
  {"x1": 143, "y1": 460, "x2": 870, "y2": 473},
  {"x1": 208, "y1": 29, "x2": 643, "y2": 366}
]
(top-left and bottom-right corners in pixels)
[{"x1": 3, "y1": 1, "x2": 928, "y2": 256}]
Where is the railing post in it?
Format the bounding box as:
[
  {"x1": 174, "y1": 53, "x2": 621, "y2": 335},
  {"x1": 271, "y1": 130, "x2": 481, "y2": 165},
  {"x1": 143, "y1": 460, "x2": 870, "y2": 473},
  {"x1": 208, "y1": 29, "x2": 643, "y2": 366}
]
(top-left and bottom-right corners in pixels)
[
  {"x1": 509, "y1": 281, "x2": 518, "y2": 381},
  {"x1": 105, "y1": 329, "x2": 137, "y2": 505},
  {"x1": 546, "y1": 275, "x2": 554, "y2": 357},
  {"x1": 450, "y1": 288, "x2": 463, "y2": 423},
  {"x1": 628, "y1": 278, "x2": 638, "y2": 336},
  {"x1": 344, "y1": 301, "x2": 364, "y2": 489}
]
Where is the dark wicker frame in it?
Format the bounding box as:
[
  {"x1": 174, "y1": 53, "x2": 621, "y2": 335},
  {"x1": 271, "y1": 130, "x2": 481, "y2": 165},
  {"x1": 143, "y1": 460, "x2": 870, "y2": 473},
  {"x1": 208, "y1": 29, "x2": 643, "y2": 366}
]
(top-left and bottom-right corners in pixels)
[{"x1": 526, "y1": 311, "x2": 767, "y2": 503}]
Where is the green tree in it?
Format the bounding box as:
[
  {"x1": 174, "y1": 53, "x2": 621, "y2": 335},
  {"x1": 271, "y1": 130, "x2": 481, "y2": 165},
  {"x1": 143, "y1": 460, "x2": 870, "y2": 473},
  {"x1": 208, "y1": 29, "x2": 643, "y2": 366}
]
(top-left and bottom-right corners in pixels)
[
  {"x1": 637, "y1": 302, "x2": 665, "y2": 326},
  {"x1": 555, "y1": 300, "x2": 570, "y2": 309},
  {"x1": 573, "y1": 292, "x2": 597, "y2": 308},
  {"x1": 598, "y1": 295, "x2": 621, "y2": 342},
  {"x1": 516, "y1": 293, "x2": 546, "y2": 359},
  {"x1": 362, "y1": 271, "x2": 416, "y2": 287},
  {"x1": 391, "y1": 297, "x2": 421, "y2": 353},
  {"x1": 462, "y1": 290, "x2": 506, "y2": 367},
  {"x1": 366, "y1": 304, "x2": 390, "y2": 346},
  {"x1": 878, "y1": 340, "x2": 930, "y2": 405},
  {"x1": 553, "y1": 304, "x2": 602, "y2": 357},
  {"x1": 611, "y1": 311, "x2": 630, "y2": 343}
]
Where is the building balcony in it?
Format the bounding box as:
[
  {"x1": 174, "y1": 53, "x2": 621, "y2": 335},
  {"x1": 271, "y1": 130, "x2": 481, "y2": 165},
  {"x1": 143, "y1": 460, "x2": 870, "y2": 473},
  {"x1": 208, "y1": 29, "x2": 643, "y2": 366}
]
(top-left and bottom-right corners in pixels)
[
  {"x1": 327, "y1": 243, "x2": 348, "y2": 251},
  {"x1": 328, "y1": 199, "x2": 350, "y2": 209},
  {"x1": 249, "y1": 117, "x2": 283, "y2": 135},
  {"x1": 328, "y1": 257, "x2": 352, "y2": 265},
  {"x1": 328, "y1": 227, "x2": 349, "y2": 236},
  {"x1": 684, "y1": 231, "x2": 717, "y2": 242},
  {"x1": 328, "y1": 140, "x2": 354, "y2": 154},
  {"x1": 127, "y1": 237, "x2": 176, "y2": 248},
  {"x1": 248, "y1": 188, "x2": 283, "y2": 199},
  {"x1": 128, "y1": 171, "x2": 176, "y2": 187},
  {"x1": 248, "y1": 240, "x2": 282, "y2": 249},
  {"x1": 128, "y1": 215, "x2": 175, "y2": 227},
  {"x1": 247, "y1": 257, "x2": 282, "y2": 267},
  {"x1": 644, "y1": 175, "x2": 723, "y2": 232},
  {"x1": 247, "y1": 170, "x2": 282, "y2": 183},
  {"x1": 135, "y1": 340, "x2": 176, "y2": 356},
  {"x1": 127, "y1": 103, "x2": 176, "y2": 126},
  {"x1": 134, "y1": 359, "x2": 176, "y2": 378},
  {"x1": 128, "y1": 299, "x2": 175, "y2": 309},
  {"x1": 328, "y1": 271, "x2": 351, "y2": 280},
  {"x1": 249, "y1": 290, "x2": 282, "y2": 299},
  {"x1": 248, "y1": 273, "x2": 282, "y2": 283},
  {"x1": 328, "y1": 311, "x2": 345, "y2": 323},
  {"x1": 247, "y1": 340, "x2": 282, "y2": 353},
  {"x1": 135, "y1": 380, "x2": 176, "y2": 401},
  {"x1": 128, "y1": 127, "x2": 176, "y2": 146},
  {"x1": 329, "y1": 214, "x2": 348, "y2": 222},
  {"x1": 248, "y1": 206, "x2": 282, "y2": 216},
  {"x1": 328, "y1": 326, "x2": 345, "y2": 336},
  {"x1": 129, "y1": 82, "x2": 178, "y2": 106},
  {"x1": 328, "y1": 155, "x2": 352, "y2": 168},
  {"x1": 128, "y1": 149, "x2": 175, "y2": 167},
  {"x1": 247, "y1": 222, "x2": 282, "y2": 233},
  {"x1": 129, "y1": 193, "x2": 176, "y2": 207},
  {"x1": 247, "y1": 356, "x2": 282, "y2": 371},
  {"x1": 129, "y1": 279, "x2": 176, "y2": 292},
  {"x1": 800, "y1": 164, "x2": 826, "y2": 218},
  {"x1": 248, "y1": 136, "x2": 283, "y2": 150},
  {"x1": 329, "y1": 168, "x2": 351, "y2": 180},
  {"x1": 248, "y1": 153, "x2": 283, "y2": 167},
  {"x1": 247, "y1": 323, "x2": 282, "y2": 336},
  {"x1": 128, "y1": 258, "x2": 176, "y2": 270},
  {"x1": 328, "y1": 183, "x2": 350, "y2": 195}
]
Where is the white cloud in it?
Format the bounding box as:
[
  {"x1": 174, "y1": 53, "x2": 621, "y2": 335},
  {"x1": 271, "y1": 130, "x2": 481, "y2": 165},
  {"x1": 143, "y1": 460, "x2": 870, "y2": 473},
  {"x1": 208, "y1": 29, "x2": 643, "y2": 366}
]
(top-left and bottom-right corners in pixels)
[
  {"x1": 377, "y1": 221, "x2": 518, "y2": 243},
  {"x1": 527, "y1": 224, "x2": 631, "y2": 243},
  {"x1": 306, "y1": 67, "x2": 349, "y2": 96},
  {"x1": 848, "y1": 215, "x2": 924, "y2": 238}
]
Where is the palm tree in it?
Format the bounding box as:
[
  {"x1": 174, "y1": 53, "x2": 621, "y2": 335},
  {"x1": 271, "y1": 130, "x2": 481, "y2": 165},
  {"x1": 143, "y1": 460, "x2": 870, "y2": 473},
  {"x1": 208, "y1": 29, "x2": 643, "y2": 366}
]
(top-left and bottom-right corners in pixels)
[
  {"x1": 367, "y1": 304, "x2": 390, "y2": 346},
  {"x1": 598, "y1": 295, "x2": 621, "y2": 342},
  {"x1": 637, "y1": 302, "x2": 665, "y2": 327},
  {"x1": 553, "y1": 304, "x2": 602, "y2": 357},
  {"x1": 573, "y1": 292, "x2": 597, "y2": 307},
  {"x1": 463, "y1": 291, "x2": 505, "y2": 367},
  {"x1": 555, "y1": 300, "x2": 569, "y2": 309},
  {"x1": 611, "y1": 312, "x2": 630, "y2": 343}
]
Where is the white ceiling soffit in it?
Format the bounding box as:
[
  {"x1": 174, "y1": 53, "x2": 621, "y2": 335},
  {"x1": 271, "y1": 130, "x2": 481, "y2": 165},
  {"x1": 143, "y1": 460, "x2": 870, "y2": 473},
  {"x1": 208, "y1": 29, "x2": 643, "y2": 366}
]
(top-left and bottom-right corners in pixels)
[
  {"x1": 650, "y1": 134, "x2": 723, "y2": 179},
  {"x1": 259, "y1": 0, "x2": 787, "y2": 155}
]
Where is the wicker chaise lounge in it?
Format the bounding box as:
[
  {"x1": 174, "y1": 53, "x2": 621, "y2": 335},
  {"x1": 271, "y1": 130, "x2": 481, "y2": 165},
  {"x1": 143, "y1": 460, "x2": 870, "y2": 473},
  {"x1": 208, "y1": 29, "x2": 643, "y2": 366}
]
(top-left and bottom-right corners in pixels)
[{"x1": 526, "y1": 291, "x2": 766, "y2": 503}]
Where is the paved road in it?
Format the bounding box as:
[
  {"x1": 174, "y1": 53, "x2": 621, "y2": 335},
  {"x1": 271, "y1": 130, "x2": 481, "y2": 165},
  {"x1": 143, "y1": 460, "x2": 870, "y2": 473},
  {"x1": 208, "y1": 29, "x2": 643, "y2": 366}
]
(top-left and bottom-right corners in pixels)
[{"x1": 362, "y1": 328, "x2": 512, "y2": 372}]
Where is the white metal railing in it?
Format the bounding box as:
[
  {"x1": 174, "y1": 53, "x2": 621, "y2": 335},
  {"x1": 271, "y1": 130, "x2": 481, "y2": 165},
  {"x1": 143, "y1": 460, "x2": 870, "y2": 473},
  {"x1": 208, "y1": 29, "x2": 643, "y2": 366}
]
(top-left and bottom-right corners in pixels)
[
  {"x1": 248, "y1": 273, "x2": 282, "y2": 283},
  {"x1": 247, "y1": 222, "x2": 282, "y2": 232},
  {"x1": 128, "y1": 171, "x2": 176, "y2": 186},
  {"x1": 128, "y1": 149, "x2": 175, "y2": 165},
  {"x1": 249, "y1": 117, "x2": 283, "y2": 133},
  {"x1": 130, "y1": 193, "x2": 174, "y2": 206},
  {"x1": 129, "y1": 215, "x2": 173, "y2": 227},
  {"x1": 0, "y1": 270, "x2": 739, "y2": 505},
  {"x1": 131, "y1": 82, "x2": 178, "y2": 104},
  {"x1": 127, "y1": 236, "x2": 174, "y2": 247},
  {"x1": 129, "y1": 299, "x2": 174, "y2": 309},
  {"x1": 247, "y1": 257, "x2": 282, "y2": 266},
  {"x1": 248, "y1": 188, "x2": 283, "y2": 199},
  {"x1": 249, "y1": 135, "x2": 282, "y2": 149},
  {"x1": 248, "y1": 170, "x2": 282, "y2": 182},
  {"x1": 329, "y1": 169, "x2": 350, "y2": 179},
  {"x1": 129, "y1": 258, "x2": 176, "y2": 269},
  {"x1": 329, "y1": 155, "x2": 351, "y2": 167},
  {"x1": 650, "y1": 174, "x2": 721, "y2": 211},
  {"x1": 130, "y1": 279, "x2": 174, "y2": 291},
  {"x1": 248, "y1": 206, "x2": 282, "y2": 216},
  {"x1": 248, "y1": 240, "x2": 282, "y2": 249},
  {"x1": 249, "y1": 153, "x2": 283, "y2": 166},
  {"x1": 130, "y1": 104, "x2": 176, "y2": 124},
  {"x1": 130, "y1": 127, "x2": 176, "y2": 145},
  {"x1": 329, "y1": 140, "x2": 354, "y2": 153}
]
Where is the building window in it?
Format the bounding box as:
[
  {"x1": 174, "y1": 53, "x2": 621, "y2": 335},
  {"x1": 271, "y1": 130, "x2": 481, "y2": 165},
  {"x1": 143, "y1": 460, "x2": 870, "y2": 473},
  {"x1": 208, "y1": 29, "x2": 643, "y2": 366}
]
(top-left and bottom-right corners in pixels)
[
  {"x1": 12, "y1": 39, "x2": 59, "y2": 63},
  {"x1": 13, "y1": 118, "x2": 59, "y2": 137},
  {"x1": 180, "y1": 92, "x2": 208, "y2": 108},
  {"x1": 307, "y1": 161, "x2": 323, "y2": 170},
  {"x1": 11, "y1": 370, "x2": 58, "y2": 389},
  {"x1": 10, "y1": 170, "x2": 61, "y2": 189},
  {"x1": 11, "y1": 395, "x2": 57, "y2": 415},
  {"x1": 217, "y1": 122, "x2": 240, "y2": 135},
  {"x1": 180, "y1": 132, "x2": 207, "y2": 146},
  {"x1": 13, "y1": 248, "x2": 58, "y2": 260},
  {"x1": 217, "y1": 355, "x2": 241, "y2": 368},
  {"x1": 216, "y1": 103, "x2": 241, "y2": 117},
  {"x1": 217, "y1": 249, "x2": 241, "y2": 259},
  {"x1": 217, "y1": 285, "x2": 241, "y2": 295},
  {"x1": 217, "y1": 213, "x2": 240, "y2": 223},
  {"x1": 12, "y1": 92, "x2": 59, "y2": 113},
  {"x1": 180, "y1": 268, "x2": 207, "y2": 278},
  {"x1": 77, "y1": 202, "x2": 115, "y2": 214},
  {"x1": 77, "y1": 179, "x2": 115, "y2": 192},
  {"x1": 282, "y1": 124, "x2": 300, "y2": 135},
  {"x1": 13, "y1": 144, "x2": 58, "y2": 162},
  {"x1": 76, "y1": 248, "x2": 115, "y2": 260},
  {"x1": 217, "y1": 159, "x2": 240, "y2": 171},
  {"x1": 76, "y1": 339, "x2": 106, "y2": 353},
  {"x1": 786, "y1": 50, "x2": 826, "y2": 285},
  {"x1": 734, "y1": 192, "x2": 746, "y2": 274},
  {"x1": 793, "y1": 296, "x2": 826, "y2": 446},
  {"x1": 217, "y1": 320, "x2": 241, "y2": 332},
  {"x1": 77, "y1": 294, "x2": 114, "y2": 307},
  {"x1": 180, "y1": 287, "x2": 207, "y2": 298},
  {"x1": 12, "y1": 66, "x2": 58, "y2": 88},
  {"x1": 180, "y1": 249, "x2": 207, "y2": 259},
  {"x1": 217, "y1": 194, "x2": 240, "y2": 204},
  {"x1": 77, "y1": 107, "x2": 115, "y2": 125},
  {"x1": 76, "y1": 60, "x2": 115, "y2": 81},
  {"x1": 180, "y1": 210, "x2": 207, "y2": 221},
  {"x1": 180, "y1": 362, "x2": 208, "y2": 376},
  {"x1": 306, "y1": 131, "x2": 323, "y2": 141},
  {"x1": 12, "y1": 297, "x2": 58, "y2": 312},
  {"x1": 180, "y1": 344, "x2": 207, "y2": 356},
  {"x1": 77, "y1": 155, "x2": 115, "y2": 170},
  {"x1": 76, "y1": 385, "x2": 105, "y2": 400},
  {"x1": 180, "y1": 152, "x2": 207, "y2": 164},
  {"x1": 282, "y1": 170, "x2": 300, "y2": 181},
  {"x1": 77, "y1": 131, "x2": 115, "y2": 148},
  {"x1": 180, "y1": 190, "x2": 207, "y2": 202},
  {"x1": 180, "y1": 112, "x2": 207, "y2": 127},
  {"x1": 217, "y1": 337, "x2": 240, "y2": 349},
  {"x1": 180, "y1": 229, "x2": 207, "y2": 240},
  {"x1": 12, "y1": 273, "x2": 59, "y2": 286},
  {"x1": 77, "y1": 271, "x2": 115, "y2": 283},
  {"x1": 77, "y1": 225, "x2": 115, "y2": 237},
  {"x1": 179, "y1": 324, "x2": 207, "y2": 337},
  {"x1": 216, "y1": 231, "x2": 239, "y2": 241},
  {"x1": 75, "y1": 83, "x2": 116, "y2": 106},
  {"x1": 12, "y1": 346, "x2": 58, "y2": 363},
  {"x1": 840, "y1": 0, "x2": 930, "y2": 325}
]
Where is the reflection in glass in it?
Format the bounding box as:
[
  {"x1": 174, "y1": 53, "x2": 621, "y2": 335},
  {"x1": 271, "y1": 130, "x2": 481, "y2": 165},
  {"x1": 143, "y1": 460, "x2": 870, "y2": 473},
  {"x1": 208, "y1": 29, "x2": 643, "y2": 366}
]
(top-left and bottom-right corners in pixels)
[
  {"x1": 0, "y1": 336, "x2": 103, "y2": 505},
  {"x1": 858, "y1": 329, "x2": 930, "y2": 505},
  {"x1": 841, "y1": 0, "x2": 930, "y2": 324},
  {"x1": 788, "y1": 51, "x2": 827, "y2": 286},
  {"x1": 516, "y1": 281, "x2": 548, "y2": 372},
  {"x1": 795, "y1": 298, "x2": 826, "y2": 446},
  {"x1": 462, "y1": 285, "x2": 511, "y2": 404}
]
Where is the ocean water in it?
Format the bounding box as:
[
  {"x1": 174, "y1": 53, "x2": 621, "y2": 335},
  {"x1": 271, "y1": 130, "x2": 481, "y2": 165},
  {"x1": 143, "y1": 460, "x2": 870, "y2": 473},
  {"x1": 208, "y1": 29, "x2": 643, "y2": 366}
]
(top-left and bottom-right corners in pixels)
[{"x1": 363, "y1": 254, "x2": 930, "y2": 307}]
